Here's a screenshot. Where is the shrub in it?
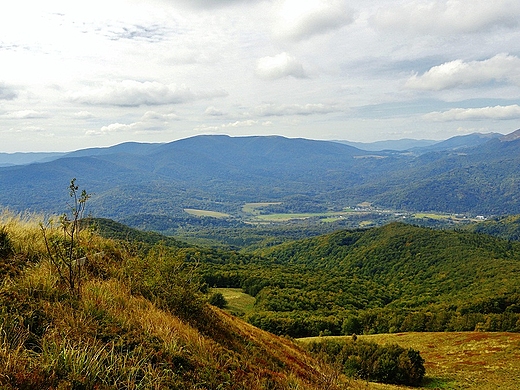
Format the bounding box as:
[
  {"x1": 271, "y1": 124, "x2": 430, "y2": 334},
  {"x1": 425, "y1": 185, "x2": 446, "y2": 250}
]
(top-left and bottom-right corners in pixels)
[
  {"x1": 208, "y1": 292, "x2": 228, "y2": 308},
  {"x1": 306, "y1": 338, "x2": 425, "y2": 386},
  {"x1": 124, "y1": 244, "x2": 205, "y2": 321},
  {"x1": 40, "y1": 179, "x2": 92, "y2": 297},
  {"x1": 0, "y1": 226, "x2": 13, "y2": 259}
]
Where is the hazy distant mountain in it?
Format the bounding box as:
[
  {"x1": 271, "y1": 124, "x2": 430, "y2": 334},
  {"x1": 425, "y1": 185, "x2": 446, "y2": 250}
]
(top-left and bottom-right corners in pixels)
[
  {"x1": 64, "y1": 142, "x2": 163, "y2": 158},
  {"x1": 335, "y1": 138, "x2": 438, "y2": 151},
  {"x1": 414, "y1": 132, "x2": 502, "y2": 152},
  {"x1": 0, "y1": 131, "x2": 519, "y2": 221},
  {"x1": 0, "y1": 152, "x2": 66, "y2": 167}
]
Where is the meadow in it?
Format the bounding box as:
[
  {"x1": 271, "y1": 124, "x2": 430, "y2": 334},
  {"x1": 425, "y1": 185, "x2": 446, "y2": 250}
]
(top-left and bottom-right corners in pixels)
[{"x1": 299, "y1": 332, "x2": 520, "y2": 389}]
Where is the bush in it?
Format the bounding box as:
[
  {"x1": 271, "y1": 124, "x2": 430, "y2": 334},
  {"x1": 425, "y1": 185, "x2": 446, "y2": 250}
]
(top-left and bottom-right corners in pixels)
[
  {"x1": 208, "y1": 292, "x2": 228, "y2": 308},
  {"x1": 0, "y1": 226, "x2": 13, "y2": 259},
  {"x1": 306, "y1": 339, "x2": 425, "y2": 386},
  {"x1": 124, "y1": 244, "x2": 205, "y2": 321}
]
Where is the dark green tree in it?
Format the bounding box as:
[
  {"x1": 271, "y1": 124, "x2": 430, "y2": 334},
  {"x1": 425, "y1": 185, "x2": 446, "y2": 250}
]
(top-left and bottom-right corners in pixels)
[{"x1": 209, "y1": 292, "x2": 228, "y2": 309}]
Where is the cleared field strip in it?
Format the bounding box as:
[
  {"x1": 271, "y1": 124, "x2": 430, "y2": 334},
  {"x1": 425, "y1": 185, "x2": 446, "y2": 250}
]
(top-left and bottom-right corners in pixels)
[
  {"x1": 212, "y1": 287, "x2": 256, "y2": 316},
  {"x1": 183, "y1": 208, "x2": 230, "y2": 218}
]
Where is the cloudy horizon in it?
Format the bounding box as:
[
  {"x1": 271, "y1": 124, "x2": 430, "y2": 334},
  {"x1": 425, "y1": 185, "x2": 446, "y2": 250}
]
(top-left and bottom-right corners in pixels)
[{"x1": 1, "y1": 0, "x2": 520, "y2": 152}]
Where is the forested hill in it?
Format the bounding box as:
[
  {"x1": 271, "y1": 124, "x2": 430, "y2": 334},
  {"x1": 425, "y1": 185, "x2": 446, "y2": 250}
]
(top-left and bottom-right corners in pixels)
[
  {"x1": 203, "y1": 222, "x2": 520, "y2": 336},
  {"x1": 0, "y1": 131, "x2": 520, "y2": 221},
  {"x1": 256, "y1": 222, "x2": 519, "y2": 297},
  {"x1": 466, "y1": 214, "x2": 520, "y2": 241}
]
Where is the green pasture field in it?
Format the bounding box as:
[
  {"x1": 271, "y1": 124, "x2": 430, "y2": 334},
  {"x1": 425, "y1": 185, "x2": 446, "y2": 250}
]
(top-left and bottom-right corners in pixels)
[
  {"x1": 212, "y1": 287, "x2": 256, "y2": 316},
  {"x1": 253, "y1": 210, "x2": 363, "y2": 222},
  {"x1": 298, "y1": 332, "x2": 520, "y2": 389},
  {"x1": 242, "y1": 202, "x2": 282, "y2": 214},
  {"x1": 254, "y1": 212, "x2": 328, "y2": 221},
  {"x1": 183, "y1": 208, "x2": 230, "y2": 218},
  {"x1": 412, "y1": 212, "x2": 478, "y2": 223}
]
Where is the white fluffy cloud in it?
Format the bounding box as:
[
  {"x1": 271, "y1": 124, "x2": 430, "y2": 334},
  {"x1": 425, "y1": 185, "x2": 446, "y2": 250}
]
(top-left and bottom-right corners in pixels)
[
  {"x1": 73, "y1": 111, "x2": 95, "y2": 119},
  {"x1": 256, "y1": 52, "x2": 307, "y2": 80},
  {"x1": 253, "y1": 103, "x2": 336, "y2": 116},
  {"x1": 405, "y1": 54, "x2": 520, "y2": 90},
  {"x1": 205, "y1": 106, "x2": 225, "y2": 116},
  {"x1": 373, "y1": 0, "x2": 520, "y2": 34},
  {"x1": 194, "y1": 119, "x2": 259, "y2": 133},
  {"x1": 70, "y1": 80, "x2": 227, "y2": 106},
  {"x1": 274, "y1": 0, "x2": 354, "y2": 41},
  {"x1": 424, "y1": 105, "x2": 520, "y2": 121},
  {"x1": 88, "y1": 122, "x2": 136, "y2": 135},
  {"x1": 141, "y1": 111, "x2": 179, "y2": 121},
  {"x1": 3, "y1": 0, "x2": 520, "y2": 151},
  {"x1": 1, "y1": 110, "x2": 50, "y2": 119}
]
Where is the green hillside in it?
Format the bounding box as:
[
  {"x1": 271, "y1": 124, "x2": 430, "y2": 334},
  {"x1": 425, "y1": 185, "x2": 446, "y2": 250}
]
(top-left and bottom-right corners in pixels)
[
  {"x1": 202, "y1": 223, "x2": 520, "y2": 337},
  {"x1": 466, "y1": 214, "x2": 520, "y2": 241}
]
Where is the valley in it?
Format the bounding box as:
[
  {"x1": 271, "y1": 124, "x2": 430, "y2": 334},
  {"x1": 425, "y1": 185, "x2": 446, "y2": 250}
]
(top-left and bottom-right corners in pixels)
[{"x1": 1, "y1": 131, "x2": 520, "y2": 388}]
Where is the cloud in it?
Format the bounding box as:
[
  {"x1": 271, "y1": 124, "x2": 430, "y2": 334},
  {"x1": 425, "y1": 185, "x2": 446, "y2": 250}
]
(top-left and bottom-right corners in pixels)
[
  {"x1": 373, "y1": 0, "x2": 520, "y2": 34},
  {"x1": 103, "y1": 23, "x2": 170, "y2": 42},
  {"x1": 423, "y1": 105, "x2": 520, "y2": 121},
  {"x1": 1, "y1": 110, "x2": 49, "y2": 119},
  {"x1": 141, "y1": 110, "x2": 179, "y2": 121},
  {"x1": 405, "y1": 54, "x2": 520, "y2": 90},
  {"x1": 169, "y1": 0, "x2": 259, "y2": 9},
  {"x1": 275, "y1": 0, "x2": 354, "y2": 41},
  {"x1": 253, "y1": 103, "x2": 336, "y2": 116},
  {"x1": 86, "y1": 122, "x2": 136, "y2": 136},
  {"x1": 70, "y1": 80, "x2": 227, "y2": 106},
  {"x1": 205, "y1": 106, "x2": 225, "y2": 116},
  {"x1": 194, "y1": 119, "x2": 258, "y2": 133},
  {"x1": 73, "y1": 111, "x2": 95, "y2": 119},
  {"x1": 0, "y1": 82, "x2": 18, "y2": 100},
  {"x1": 86, "y1": 111, "x2": 181, "y2": 136},
  {"x1": 256, "y1": 53, "x2": 307, "y2": 80}
]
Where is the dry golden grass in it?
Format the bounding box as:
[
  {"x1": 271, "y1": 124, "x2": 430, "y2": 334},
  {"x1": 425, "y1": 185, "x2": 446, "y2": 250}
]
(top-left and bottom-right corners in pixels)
[
  {"x1": 1, "y1": 211, "x2": 352, "y2": 389},
  {"x1": 0, "y1": 210, "x2": 48, "y2": 259}
]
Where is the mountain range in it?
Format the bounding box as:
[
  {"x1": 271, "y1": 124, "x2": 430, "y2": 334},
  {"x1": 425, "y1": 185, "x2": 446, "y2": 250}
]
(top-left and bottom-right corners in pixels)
[{"x1": 0, "y1": 130, "x2": 519, "y2": 224}]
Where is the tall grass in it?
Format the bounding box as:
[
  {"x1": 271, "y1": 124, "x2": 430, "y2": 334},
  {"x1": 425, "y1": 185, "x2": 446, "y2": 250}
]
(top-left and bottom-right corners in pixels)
[
  {"x1": 0, "y1": 210, "x2": 47, "y2": 261},
  {"x1": 0, "y1": 211, "x2": 348, "y2": 390}
]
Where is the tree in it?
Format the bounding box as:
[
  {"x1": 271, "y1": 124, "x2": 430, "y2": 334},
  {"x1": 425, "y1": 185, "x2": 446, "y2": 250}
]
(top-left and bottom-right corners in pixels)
[
  {"x1": 209, "y1": 292, "x2": 228, "y2": 309},
  {"x1": 40, "y1": 178, "x2": 91, "y2": 297}
]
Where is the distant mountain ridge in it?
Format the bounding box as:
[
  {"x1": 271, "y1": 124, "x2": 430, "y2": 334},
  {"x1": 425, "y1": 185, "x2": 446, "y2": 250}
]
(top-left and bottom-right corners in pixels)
[
  {"x1": 0, "y1": 132, "x2": 503, "y2": 165},
  {"x1": 0, "y1": 131, "x2": 519, "y2": 222},
  {"x1": 0, "y1": 151, "x2": 66, "y2": 167},
  {"x1": 335, "y1": 138, "x2": 438, "y2": 151}
]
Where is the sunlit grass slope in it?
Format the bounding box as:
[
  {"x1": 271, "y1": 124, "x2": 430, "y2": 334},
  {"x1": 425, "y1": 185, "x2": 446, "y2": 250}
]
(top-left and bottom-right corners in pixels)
[
  {"x1": 0, "y1": 211, "x2": 350, "y2": 389},
  {"x1": 299, "y1": 332, "x2": 520, "y2": 389}
]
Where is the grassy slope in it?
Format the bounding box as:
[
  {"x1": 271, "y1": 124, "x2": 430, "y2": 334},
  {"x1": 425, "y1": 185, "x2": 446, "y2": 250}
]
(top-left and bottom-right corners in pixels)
[
  {"x1": 299, "y1": 332, "x2": 520, "y2": 389},
  {"x1": 0, "y1": 213, "x2": 351, "y2": 389}
]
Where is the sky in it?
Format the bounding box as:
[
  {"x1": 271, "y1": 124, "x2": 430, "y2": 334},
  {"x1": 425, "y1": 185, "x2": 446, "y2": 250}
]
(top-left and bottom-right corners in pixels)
[{"x1": 1, "y1": 0, "x2": 520, "y2": 152}]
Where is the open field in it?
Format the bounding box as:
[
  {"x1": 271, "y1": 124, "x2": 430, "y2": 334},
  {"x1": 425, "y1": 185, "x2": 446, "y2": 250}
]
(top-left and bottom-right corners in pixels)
[
  {"x1": 254, "y1": 212, "x2": 334, "y2": 221},
  {"x1": 412, "y1": 213, "x2": 479, "y2": 223},
  {"x1": 298, "y1": 332, "x2": 520, "y2": 389},
  {"x1": 242, "y1": 202, "x2": 282, "y2": 214},
  {"x1": 212, "y1": 287, "x2": 256, "y2": 316},
  {"x1": 183, "y1": 208, "x2": 230, "y2": 218}
]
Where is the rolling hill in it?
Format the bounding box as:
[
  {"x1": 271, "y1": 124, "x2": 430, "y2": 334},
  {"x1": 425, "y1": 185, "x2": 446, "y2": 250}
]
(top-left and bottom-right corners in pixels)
[
  {"x1": 0, "y1": 130, "x2": 519, "y2": 227},
  {"x1": 200, "y1": 222, "x2": 520, "y2": 337}
]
